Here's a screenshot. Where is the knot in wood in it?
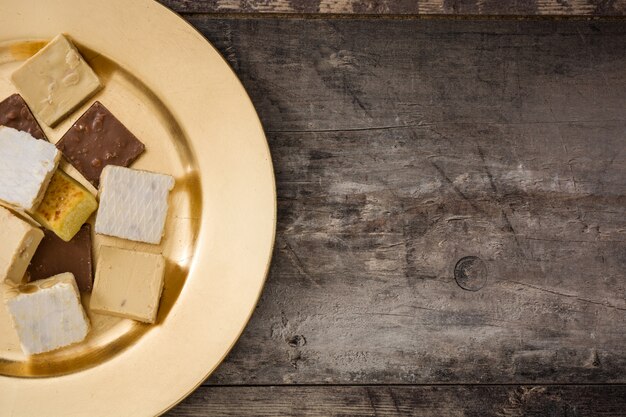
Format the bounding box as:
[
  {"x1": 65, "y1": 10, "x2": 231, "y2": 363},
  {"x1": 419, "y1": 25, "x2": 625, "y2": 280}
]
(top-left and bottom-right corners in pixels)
[{"x1": 454, "y1": 256, "x2": 487, "y2": 291}]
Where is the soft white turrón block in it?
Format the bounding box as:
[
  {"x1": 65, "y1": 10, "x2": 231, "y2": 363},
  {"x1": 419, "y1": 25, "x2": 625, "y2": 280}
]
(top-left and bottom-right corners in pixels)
[
  {"x1": 0, "y1": 206, "x2": 44, "y2": 284},
  {"x1": 11, "y1": 34, "x2": 101, "y2": 126},
  {"x1": 95, "y1": 165, "x2": 175, "y2": 244},
  {"x1": 4, "y1": 272, "x2": 90, "y2": 354},
  {"x1": 0, "y1": 126, "x2": 60, "y2": 211}
]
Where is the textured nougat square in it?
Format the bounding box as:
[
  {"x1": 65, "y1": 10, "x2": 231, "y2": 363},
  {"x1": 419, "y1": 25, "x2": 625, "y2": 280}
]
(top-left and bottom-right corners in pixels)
[{"x1": 95, "y1": 166, "x2": 174, "y2": 244}]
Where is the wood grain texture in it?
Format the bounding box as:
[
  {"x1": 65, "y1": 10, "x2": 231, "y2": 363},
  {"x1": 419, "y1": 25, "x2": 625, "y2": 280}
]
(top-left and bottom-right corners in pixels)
[
  {"x1": 159, "y1": 0, "x2": 626, "y2": 16},
  {"x1": 180, "y1": 18, "x2": 626, "y2": 387},
  {"x1": 167, "y1": 385, "x2": 626, "y2": 416}
]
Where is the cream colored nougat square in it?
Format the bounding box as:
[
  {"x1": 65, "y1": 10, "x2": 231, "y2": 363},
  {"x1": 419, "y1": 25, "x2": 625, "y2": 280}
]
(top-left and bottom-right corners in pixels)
[
  {"x1": 12, "y1": 34, "x2": 101, "y2": 126},
  {"x1": 0, "y1": 205, "x2": 44, "y2": 284},
  {"x1": 91, "y1": 246, "x2": 166, "y2": 324}
]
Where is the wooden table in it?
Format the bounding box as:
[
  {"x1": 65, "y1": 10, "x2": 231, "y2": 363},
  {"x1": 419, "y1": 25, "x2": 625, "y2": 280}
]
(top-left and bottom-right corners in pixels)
[{"x1": 161, "y1": 1, "x2": 626, "y2": 415}]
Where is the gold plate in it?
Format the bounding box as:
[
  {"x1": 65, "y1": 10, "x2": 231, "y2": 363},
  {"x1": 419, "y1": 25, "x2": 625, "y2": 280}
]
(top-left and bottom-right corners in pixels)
[{"x1": 0, "y1": 0, "x2": 275, "y2": 415}]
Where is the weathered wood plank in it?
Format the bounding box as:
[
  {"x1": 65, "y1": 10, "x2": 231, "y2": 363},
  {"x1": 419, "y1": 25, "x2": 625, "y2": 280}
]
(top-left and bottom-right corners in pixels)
[
  {"x1": 160, "y1": 0, "x2": 626, "y2": 16},
  {"x1": 183, "y1": 18, "x2": 626, "y2": 385},
  {"x1": 167, "y1": 385, "x2": 626, "y2": 416}
]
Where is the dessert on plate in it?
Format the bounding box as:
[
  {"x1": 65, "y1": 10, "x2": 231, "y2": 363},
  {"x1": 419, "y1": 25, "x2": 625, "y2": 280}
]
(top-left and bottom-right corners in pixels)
[{"x1": 0, "y1": 34, "x2": 175, "y2": 355}]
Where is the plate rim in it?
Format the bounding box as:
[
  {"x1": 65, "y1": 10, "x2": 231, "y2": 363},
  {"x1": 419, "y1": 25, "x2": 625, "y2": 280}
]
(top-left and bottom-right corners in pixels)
[{"x1": 155, "y1": 3, "x2": 277, "y2": 413}]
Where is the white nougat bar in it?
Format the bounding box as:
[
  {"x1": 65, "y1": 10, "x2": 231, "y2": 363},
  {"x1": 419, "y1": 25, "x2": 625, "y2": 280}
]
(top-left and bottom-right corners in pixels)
[
  {"x1": 0, "y1": 126, "x2": 60, "y2": 211},
  {"x1": 4, "y1": 272, "x2": 90, "y2": 354}
]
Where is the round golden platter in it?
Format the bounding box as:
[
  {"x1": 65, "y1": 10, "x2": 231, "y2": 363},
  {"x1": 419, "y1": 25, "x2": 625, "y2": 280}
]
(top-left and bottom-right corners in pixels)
[{"x1": 0, "y1": 0, "x2": 276, "y2": 415}]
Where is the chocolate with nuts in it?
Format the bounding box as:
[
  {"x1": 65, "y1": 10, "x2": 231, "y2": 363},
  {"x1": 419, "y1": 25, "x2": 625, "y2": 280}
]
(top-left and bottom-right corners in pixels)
[
  {"x1": 56, "y1": 101, "x2": 145, "y2": 187},
  {"x1": 0, "y1": 94, "x2": 47, "y2": 140}
]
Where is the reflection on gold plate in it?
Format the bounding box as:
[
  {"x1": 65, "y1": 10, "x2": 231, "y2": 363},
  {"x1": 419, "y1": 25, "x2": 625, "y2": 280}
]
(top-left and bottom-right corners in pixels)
[{"x1": 0, "y1": 1, "x2": 275, "y2": 416}]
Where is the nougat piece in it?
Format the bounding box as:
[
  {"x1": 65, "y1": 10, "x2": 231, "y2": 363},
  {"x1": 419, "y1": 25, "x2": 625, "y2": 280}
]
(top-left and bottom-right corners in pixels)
[
  {"x1": 0, "y1": 126, "x2": 60, "y2": 211},
  {"x1": 4, "y1": 272, "x2": 90, "y2": 354},
  {"x1": 32, "y1": 170, "x2": 97, "y2": 242},
  {"x1": 95, "y1": 166, "x2": 174, "y2": 244},
  {"x1": 0, "y1": 206, "x2": 44, "y2": 284},
  {"x1": 0, "y1": 93, "x2": 47, "y2": 140},
  {"x1": 11, "y1": 34, "x2": 101, "y2": 126},
  {"x1": 56, "y1": 101, "x2": 145, "y2": 187},
  {"x1": 27, "y1": 225, "x2": 93, "y2": 292},
  {"x1": 91, "y1": 246, "x2": 165, "y2": 324}
]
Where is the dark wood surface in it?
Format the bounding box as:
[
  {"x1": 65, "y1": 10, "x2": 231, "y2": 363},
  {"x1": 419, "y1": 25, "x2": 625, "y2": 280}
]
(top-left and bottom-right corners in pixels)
[
  {"x1": 164, "y1": 9, "x2": 626, "y2": 417},
  {"x1": 160, "y1": 0, "x2": 626, "y2": 16},
  {"x1": 168, "y1": 385, "x2": 626, "y2": 416}
]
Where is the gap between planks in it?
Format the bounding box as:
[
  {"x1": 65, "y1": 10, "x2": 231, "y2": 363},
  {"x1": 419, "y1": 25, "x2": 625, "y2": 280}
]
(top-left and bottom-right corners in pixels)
[{"x1": 172, "y1": 12, "x2": 626, "y2": 21}]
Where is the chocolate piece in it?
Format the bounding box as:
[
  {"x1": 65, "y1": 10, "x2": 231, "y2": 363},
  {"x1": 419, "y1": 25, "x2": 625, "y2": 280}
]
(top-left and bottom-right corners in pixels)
[
  {"x1": 27, "y1": 224, "x2": 93, "y2": 292},
  {"x1": 0, "y1": 94, "x2": 47, "y2": 140},
  {"x1": 56, "y1": 102, "x2": 145, "y2": 187}
]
